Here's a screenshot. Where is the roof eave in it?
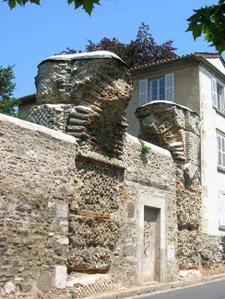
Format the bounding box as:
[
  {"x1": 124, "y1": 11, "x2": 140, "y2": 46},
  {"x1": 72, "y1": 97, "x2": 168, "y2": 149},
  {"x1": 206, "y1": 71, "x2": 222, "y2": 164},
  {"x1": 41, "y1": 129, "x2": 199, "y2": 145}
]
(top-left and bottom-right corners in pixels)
[
  {"x1": 130, "y1": 55, "x2": 198, "y2": 74},
  {"x1": 131, "y1": 55, "x2": 225, "y2": 83},
  {"x1": 196, "y1": 56, "x2": 225, "y2": 83}
]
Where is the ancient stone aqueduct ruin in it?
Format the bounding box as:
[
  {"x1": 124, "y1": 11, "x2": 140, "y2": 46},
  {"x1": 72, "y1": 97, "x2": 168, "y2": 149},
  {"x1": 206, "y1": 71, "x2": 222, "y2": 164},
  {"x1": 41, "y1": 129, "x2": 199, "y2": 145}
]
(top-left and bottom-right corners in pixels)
[{"x1": 0, "y1": 51, "x2": 224, "y2": 297}]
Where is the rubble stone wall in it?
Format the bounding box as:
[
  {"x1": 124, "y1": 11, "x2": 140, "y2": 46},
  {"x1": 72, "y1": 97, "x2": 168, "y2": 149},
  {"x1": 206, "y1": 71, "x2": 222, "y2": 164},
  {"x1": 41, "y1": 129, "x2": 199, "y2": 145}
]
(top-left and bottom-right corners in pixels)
[
  {"x1": 68, "y1": 155, "x2": 124, "y2": 274},
  {"x1": 0, "y1": 114, "x2": 77, "y2": 294},
  {"x1": 116, "y1": 134, "x2": 178, "y2": 284},
  {"x1": 0, "y1": 113, "x2": 178, "y2": 294}
]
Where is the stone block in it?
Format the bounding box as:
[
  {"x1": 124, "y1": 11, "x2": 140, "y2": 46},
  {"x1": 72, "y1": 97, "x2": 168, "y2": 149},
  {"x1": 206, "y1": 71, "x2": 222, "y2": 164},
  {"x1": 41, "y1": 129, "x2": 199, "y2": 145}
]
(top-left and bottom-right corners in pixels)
[
  {"x1": 37, "y1": 271, "x2": 53, "y2": 293},
  {"x1": 56, "y1": 201, "x2": 68, "y2": 219},
  {"x1": 54, "y1": 265, "x2": 67, "y2": 289},
  {"x1": 4, "y1": 281, "x2": 16, "y2": 294}
]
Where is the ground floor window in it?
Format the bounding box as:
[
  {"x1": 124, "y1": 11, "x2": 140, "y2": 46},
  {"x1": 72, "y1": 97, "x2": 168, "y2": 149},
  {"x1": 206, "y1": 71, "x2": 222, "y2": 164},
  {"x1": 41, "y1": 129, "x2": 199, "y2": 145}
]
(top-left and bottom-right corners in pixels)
[{"x1": 219, "y1": 191, "x2": 225, "y2": 230}]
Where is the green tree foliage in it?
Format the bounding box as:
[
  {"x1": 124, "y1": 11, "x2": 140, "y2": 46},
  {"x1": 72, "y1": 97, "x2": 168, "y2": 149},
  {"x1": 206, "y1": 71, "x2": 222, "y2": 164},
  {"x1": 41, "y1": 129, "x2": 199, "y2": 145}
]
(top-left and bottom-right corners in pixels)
[
  {"x1": 187, "y1": 0, "x2": 225, "y2": 52},
  {"x1": 3, "y1": 0, "x2": 100, "y2": 15},
  {"x1": 60, "y1": 23, "x2": 177, "y2": 68},
  {"x1": 0, "y1": 65, "x2": 18, "y2": 115}
]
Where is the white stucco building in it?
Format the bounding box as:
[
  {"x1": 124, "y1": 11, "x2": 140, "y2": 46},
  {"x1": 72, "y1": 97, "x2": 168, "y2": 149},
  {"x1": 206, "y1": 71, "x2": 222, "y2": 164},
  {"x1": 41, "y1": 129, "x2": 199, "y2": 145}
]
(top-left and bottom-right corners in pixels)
[
  {"x1": 199, "y1": 58, "x2": 225, "y2": 235},
  {"x1": 127, "y1": 52, "x2": 225, "y2": 236}
]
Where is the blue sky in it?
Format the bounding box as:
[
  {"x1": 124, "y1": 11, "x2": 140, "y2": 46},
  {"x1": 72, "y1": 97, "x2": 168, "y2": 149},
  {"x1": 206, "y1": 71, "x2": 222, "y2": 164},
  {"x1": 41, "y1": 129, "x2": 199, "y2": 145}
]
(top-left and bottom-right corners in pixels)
[{"x1": 0, "y1": 0, "x2": 220, "y2": 97}]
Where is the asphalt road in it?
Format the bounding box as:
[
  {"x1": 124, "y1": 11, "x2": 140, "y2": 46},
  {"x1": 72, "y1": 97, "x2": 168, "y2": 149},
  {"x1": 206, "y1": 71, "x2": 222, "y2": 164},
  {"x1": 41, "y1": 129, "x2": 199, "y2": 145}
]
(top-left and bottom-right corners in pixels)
[{"x1": 133, "y1": 279, "x2": 225, "y2": 299}]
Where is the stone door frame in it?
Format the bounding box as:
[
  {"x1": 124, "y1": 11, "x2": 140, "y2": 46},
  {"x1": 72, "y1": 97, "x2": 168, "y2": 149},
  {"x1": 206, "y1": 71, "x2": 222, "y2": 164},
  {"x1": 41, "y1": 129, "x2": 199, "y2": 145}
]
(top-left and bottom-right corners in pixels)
[{"x1": 137, "y1": 187, "x2": 166, "y2": 284}]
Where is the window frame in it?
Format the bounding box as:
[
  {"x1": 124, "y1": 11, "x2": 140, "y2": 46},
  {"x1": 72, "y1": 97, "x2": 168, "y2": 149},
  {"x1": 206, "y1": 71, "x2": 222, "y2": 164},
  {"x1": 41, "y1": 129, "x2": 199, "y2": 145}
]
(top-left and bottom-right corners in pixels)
[
  {"x1": 219, "y1": 191, "x2": 225, "y2": 230},
  {"x1": 212, "y1": 78, "x2": 225, "y2": 114},
  {"x1": 217, "y1": 131, "x2": 225, "y2": 170},
  {"x1": 149, "y1": 76, "x2": 165, "y2": 101},
  {"x1": 138, "y1": 73, "x2": 175, "y2": 107},
  {"x1": 138, "y1": 79, "x2": 148, "y2": 107},
  {"x1": 217, "y1": 82, "x2": 224, "y2": 112}
]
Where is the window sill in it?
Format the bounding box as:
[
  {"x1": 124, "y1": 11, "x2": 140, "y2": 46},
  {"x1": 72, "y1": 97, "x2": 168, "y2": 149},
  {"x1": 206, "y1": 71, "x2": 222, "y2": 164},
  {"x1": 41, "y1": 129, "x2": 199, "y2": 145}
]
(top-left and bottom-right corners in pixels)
[
  {"x1": 214, "y1": 107, "x2": 225, "y2": 118},
  {"x1": 139, "y1": 99, "x2": 175, "y2": 107},
  {"x1": 218, "y1": 165, "x2": 225, "y2": 173},
  {"x1": 219, "y1": 225, "x2": 225, "y2": 231}
]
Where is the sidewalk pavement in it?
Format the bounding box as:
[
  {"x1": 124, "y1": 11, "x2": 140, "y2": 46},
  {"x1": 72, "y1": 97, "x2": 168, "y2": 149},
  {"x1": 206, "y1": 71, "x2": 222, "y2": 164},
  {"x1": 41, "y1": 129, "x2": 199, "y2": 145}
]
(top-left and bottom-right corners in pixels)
[{"x1": 87, "y1": 273, "x2": 225, "y2": 299}]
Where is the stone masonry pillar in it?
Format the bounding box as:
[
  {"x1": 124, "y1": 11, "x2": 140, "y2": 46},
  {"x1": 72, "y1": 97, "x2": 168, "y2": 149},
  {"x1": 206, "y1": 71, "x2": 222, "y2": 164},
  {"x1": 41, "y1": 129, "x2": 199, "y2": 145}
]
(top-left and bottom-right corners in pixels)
[{"x1": 32, "y1": 51, "x2": 132, "y2": 277}]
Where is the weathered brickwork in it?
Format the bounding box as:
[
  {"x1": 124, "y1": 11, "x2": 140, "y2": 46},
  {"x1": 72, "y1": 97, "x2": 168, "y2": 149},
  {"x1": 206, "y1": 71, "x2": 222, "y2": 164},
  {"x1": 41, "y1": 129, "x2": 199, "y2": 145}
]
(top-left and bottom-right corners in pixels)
[
  {"x1": 29, "y1": 104, "x2": 73, "y2": 131},
  {"x1": 72, "y1": 159, "x2": 124, "y2": 213},
  {"x1": 31, "y1": 53, "x2": 132, "y2": 160},
  {"x1": 68, "y1": 157, "x2": 124, "y2": 274}
]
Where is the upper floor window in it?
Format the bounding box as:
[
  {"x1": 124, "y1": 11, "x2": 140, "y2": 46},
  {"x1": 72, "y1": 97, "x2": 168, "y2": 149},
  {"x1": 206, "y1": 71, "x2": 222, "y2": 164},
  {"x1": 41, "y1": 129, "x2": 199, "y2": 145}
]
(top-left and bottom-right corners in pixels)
[
  {"x1": 217, "y1": 131, "x2": 225, "y2": 168},
  {"x1": 139, "y1": 73, "x2": 174, "y2": 106},
  {"x1": 212, "y1": 78, "x2": 225, "y2": 113}
]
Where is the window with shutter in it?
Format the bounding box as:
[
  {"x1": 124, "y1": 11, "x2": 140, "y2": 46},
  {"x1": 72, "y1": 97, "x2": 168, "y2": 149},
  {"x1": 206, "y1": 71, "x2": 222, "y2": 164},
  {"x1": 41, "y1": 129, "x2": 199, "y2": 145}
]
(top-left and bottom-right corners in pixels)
[
  {"x1": 217, "y1": 132, "x2": 225, "y2": 168},
  {"x1": 212, "y1": 78, "x2": 225, "y2": 113},
  {"x1": 139, "y1": 73, "x2": 174, "y2": 106},
  {"x1": 139, "y1": 79, "x2": 148, "y2": 106},
  {"x1": 165, "y1": 73, "x2": 174, "y2": 101},
  {"x1": 212, "y1": 78, "x2": 218, "y2": 108},
  {"x1": 224, "y1": 87, "x2": 225, "y2": 111},
  {"x1": 217, "y1": 83, "x2": 224, "y2": 111},
  {"x1": 219, "y1": 191, "x2": 225, "y2": 229}
]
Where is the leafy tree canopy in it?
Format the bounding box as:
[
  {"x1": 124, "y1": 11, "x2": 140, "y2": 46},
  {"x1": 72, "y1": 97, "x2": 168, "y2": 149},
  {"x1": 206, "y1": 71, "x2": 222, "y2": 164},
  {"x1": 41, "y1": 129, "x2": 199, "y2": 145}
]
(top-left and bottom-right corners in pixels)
[
  {"x1": 60, "y1": 23, "x2": 177, "y2": 68},
  {"x1": 187, "y1": 0, "x2": 225, "y2": 52},
  {"x1": 0, "y1": 65, "x2": 18, "y2": 115},
  {"x1": 3, "y1": 0, "x2": 100, "y2": 15}
]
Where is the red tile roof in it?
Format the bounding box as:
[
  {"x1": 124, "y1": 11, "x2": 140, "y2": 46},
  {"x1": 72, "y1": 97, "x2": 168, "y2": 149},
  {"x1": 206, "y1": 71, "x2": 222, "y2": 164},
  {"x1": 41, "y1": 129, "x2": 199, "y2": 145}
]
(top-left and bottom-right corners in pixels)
[{"x1": 131, "y1": 52, "x2": 223, "y2": 71}]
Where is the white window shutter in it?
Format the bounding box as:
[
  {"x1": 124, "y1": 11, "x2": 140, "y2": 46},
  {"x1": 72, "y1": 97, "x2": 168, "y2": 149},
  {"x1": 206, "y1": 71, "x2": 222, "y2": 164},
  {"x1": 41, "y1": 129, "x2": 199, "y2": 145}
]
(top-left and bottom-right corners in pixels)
[
  {"x1": 149, "y1": 80, "x2": 153, "y2": 101},
  {"x1": 139, "y1": 79, "x2": 148, "y2": 106},
  {"x1": 219, "y1": 192, "x2": 225, "y2": 226},
  {"x1": 212, "y1": 78, "x2": 218, "y2": 108},
  {"x1": 165, "y1": 73, "x2": 174, "y2": 101},
  {"x1": 223, "y1": 87, "x2": 225, "y2": 111}
]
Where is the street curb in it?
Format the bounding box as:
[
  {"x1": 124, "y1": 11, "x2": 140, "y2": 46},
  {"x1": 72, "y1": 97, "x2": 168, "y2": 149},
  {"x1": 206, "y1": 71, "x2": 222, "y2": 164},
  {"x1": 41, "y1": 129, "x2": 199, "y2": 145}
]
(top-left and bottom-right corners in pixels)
[{"x1": 86, "y1": 273, "x2": 225, "y2": 299}]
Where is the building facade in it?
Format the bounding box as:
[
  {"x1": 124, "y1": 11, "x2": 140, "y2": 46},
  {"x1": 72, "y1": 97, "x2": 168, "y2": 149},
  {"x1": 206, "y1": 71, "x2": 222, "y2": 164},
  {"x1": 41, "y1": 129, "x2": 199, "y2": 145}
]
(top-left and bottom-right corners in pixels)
[{"x1": 128, "y1": 52, "x2": 225, "y2": 237}]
